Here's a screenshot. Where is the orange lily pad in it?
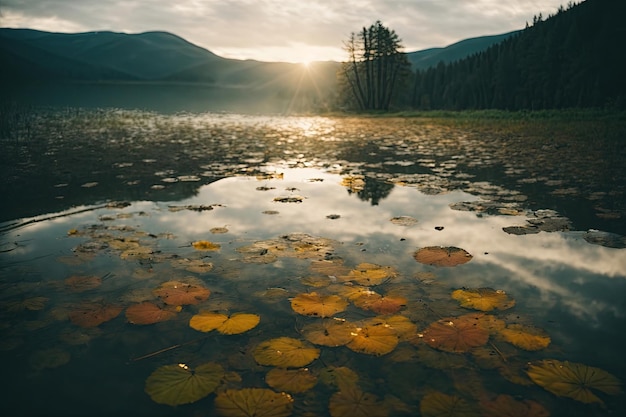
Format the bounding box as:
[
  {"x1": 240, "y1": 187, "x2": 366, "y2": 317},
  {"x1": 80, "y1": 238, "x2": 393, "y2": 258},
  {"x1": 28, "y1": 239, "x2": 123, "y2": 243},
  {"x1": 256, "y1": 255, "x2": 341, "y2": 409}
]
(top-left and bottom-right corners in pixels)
[
  {"x1": 414, "y1": 246, "x2": 473, "y2": 267},
  {"x1": 153, "y1": 280, "x2": 210, "y2": 305},
  {"x1": 68, "y1": 301, "x2": 123, "y2": 328},
  {"x1": 422, "y1": 314, "x2": 489, "y2": 352},
  {"x1": 126, "y1": 302, "x2": 179, "y2": 325},
  {"x1": 346, "y1": 320, "x2": 399, "y2": 356}
]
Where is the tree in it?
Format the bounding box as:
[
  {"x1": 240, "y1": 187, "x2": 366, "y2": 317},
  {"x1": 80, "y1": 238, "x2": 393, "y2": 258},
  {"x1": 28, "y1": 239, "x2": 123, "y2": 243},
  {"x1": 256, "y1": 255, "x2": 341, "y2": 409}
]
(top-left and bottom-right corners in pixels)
[{"x1": 338, "y1": 21, "x2": 411, "y2": 111}]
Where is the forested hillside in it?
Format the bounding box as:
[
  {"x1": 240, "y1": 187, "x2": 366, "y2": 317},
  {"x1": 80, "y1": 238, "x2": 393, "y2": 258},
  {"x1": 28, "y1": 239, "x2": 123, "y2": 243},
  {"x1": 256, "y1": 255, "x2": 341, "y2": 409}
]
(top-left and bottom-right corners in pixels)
[{"x1": 411, "y1": 0, "x2": 626, "y2": 110}]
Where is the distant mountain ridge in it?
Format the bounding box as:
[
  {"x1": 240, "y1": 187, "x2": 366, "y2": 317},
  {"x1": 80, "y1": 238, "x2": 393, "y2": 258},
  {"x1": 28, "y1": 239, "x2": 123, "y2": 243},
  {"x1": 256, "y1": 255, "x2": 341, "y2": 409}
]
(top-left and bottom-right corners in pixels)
[
  {"x1": 0, "y1": 27, "x2": 514, "y2": 84},
  {"x1": 406, "y1": 31, "x2": 519, "y2": 70}
]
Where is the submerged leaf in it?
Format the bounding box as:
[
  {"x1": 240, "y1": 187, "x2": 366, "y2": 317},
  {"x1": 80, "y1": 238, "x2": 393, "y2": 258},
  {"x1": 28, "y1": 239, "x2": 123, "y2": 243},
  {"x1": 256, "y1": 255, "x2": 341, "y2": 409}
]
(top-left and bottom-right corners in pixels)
[
  {"x1": 329, "y1": 387, "x2": 388, "y2": 417},
  {"x1": 126, "y1": 302, "x2": 178, "y2": 325},
  {"x1": 479, "y1": 394, "x2": 550, "y2": 417},
  {"x1": 189, "y1": 312, "x2": 260, "y2": 335},
  {"x1": 145, "y1": 362, "x2": 223, "y2": 406},
  {"x1": 214, "y1": 388, "x2": 293, "y2": 417},
  {"x1": 451, "y1": 288, "x2": 515, "y2": 311},
  {"x1": 414, "y1": 246, "x2": 473, "y2": 267},
  {"x1": 526, "y1": 359, "x2": 622, "y2": 405},
  {"x1": 253, "y1": 337, "x2": 320, "y2": 368},
  {"x1": 420, "y1": 391, "x2": 481, "y2": 417},
  {"x1": 265, "y1": 368, "x2": 317, "y2": 393},
  {"x1": 68, "y1": 301, "x2": 123, "y2": 328},
  {"x1": 64, "y1": 275, "x2": 102, "y2": 292},
  {"x1": 290, "y1": 292, "x2": 348, "y2": 318}
]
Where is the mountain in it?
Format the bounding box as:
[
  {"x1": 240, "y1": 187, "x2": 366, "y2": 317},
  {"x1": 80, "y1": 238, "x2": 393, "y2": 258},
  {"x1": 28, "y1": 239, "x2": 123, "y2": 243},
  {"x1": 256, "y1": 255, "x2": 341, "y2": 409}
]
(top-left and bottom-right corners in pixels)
[{"x1": 406, "y1": 31, "x2": 519, "y2": 70}]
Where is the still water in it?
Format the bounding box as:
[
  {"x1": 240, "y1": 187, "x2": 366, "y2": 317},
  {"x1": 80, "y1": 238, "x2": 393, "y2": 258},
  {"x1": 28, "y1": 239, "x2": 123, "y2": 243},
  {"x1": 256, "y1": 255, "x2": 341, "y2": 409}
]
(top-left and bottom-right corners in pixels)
[{"x1": 0, "y1": 110, "x2": 624, "y2": 417}]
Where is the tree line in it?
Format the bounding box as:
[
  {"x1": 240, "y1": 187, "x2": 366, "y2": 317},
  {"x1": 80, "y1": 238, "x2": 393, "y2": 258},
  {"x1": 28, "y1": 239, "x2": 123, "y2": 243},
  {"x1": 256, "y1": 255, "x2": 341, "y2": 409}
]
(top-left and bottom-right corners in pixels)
[{"x1": 338, "y1": 0, "x2": 626, "y2": 111}]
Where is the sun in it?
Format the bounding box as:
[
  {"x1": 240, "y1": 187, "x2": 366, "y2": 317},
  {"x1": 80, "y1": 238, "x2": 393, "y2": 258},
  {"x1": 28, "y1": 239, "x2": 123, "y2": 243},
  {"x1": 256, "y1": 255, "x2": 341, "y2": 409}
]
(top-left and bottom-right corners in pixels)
[{"x1": 300, "y1": 60, "x2": 312, "y2": 69}]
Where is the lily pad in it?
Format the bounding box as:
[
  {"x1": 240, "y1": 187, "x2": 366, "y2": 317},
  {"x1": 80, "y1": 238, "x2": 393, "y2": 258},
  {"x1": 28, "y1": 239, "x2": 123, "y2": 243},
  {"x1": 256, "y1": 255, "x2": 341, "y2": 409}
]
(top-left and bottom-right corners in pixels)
[
  {"x1": 499, "y1": 324, "x2": 551, "y2": 351},
  {"x1": 329, "y1": 387, "x2": 388, "y2": 417},
  {"x1": 479, "y1": 394, "x2": 550, "y2": 417},
  {"x1": 420, "y1": 391, "x2": 481, "y2": 417},
  {"x1": 422, "y1": 314, "x2": 490, "y2": 352},
  {"x1": 125, "y1": 302, "x2": 179, "y2": 325},
  {"x1": 451, "y1": 288, "x2": 515, "y2": 312},
  {"x1": 192, "y1": 240, "x2": 221, "y2": 251},
  {"x1": 68, "y1": 301, "x2": 123, "y2": 328},
  {"x1": 153, "y1": 280, "x2": 211, "y2": 305},
  {"x1": 346, "y1": 320, "x2": 399, "y2": 356},
  {"x1": 253, "y1": 337, "x2": 320, "y2": 368},
  {"x1": 214, "y1": 388, "x2": 293, "y2": 417},
  {"x1": 340, "y1": 263, "x2": 397, "y2": 285},
  {"x1": 414, "y1": 246, "x2": 473, "y2": 267},
  {"x1": 189, "y1": 312, "x2": 260, "y2": 335},
  {"x1": 290, "y1": 292, "x2": 348, "y2": 318},
  {"x1": 145, "y1": 362, "x2": 223, "y2": 406},
  {"x1": 526, "y1": 359, "x2": 622, "y2": 405},
  {"x1": 265, "y1": 368, "x2": 317, "y2": 393},
  {"x1": 302, "y1": 319, "x2": 357, "y2": 347}
]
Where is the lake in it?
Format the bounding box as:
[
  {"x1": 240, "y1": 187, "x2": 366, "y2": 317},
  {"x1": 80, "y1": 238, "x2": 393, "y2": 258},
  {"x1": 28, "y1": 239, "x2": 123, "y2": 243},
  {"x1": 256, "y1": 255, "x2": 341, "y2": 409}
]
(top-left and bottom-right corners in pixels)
[{"x1": 0, "y1": 109, "x2": 624, "y2": 417}]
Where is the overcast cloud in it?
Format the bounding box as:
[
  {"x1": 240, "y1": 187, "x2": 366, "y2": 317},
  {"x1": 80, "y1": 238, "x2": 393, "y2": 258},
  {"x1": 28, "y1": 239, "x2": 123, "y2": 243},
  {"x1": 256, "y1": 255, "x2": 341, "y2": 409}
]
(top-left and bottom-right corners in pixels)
[{"x1": 1, "y1": 0, "x2": 566, "y2": 62}]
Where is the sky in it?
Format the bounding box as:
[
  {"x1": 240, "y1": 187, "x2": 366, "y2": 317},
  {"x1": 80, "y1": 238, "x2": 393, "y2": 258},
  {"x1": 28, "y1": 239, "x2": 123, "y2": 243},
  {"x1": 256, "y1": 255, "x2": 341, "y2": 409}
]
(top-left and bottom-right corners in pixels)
[{"x1": 1, "y1": 0, "x2": 568, "y2": 63}]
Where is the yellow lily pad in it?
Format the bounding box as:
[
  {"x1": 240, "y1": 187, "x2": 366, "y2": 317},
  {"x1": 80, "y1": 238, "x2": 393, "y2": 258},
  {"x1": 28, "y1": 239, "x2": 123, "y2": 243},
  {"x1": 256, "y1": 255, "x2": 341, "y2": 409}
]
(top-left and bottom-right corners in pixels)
[
  {"x1": 499, "y1": 324, "x2": 550, "y2": 351},
  {"x1": 302, "y1": 319, "x2": 357, "y2": 347},
  {"x1": 329, "y1": 387, "x2": 388, "y2": 417},
  {"x1": 290, "y1": 292, "x2": 348, "y2": 318},
  {"x1": 253, "y1": 337, "x2": 320, "y2": 368},
  {"x1": 526, "y1": 359, "x2": 622, "y2": 405},
  {"x1": 451, "y1": 288, "x2": 515, "y2": 311},
  {"x1": 214, "y1": 388, "x2": 293, "y2": 417},
  {"x1": 265, "y1": 368, "x2": 317, "y2": 393},
  {"x1": 346, "y1": 320, "x2": 399, "y2": 356},
  {"x1": 192, "y1": 240, "x2": 221, "y2": 251},
  {"x1": 340, "y1": 263, "x2": 397, "y2": 286},
  {"x1": 189, "y1": 312, "x2": 260, "y2": 335},
  {"x1": 145, "y1": 362, "x2": 223, "y2": 406}
]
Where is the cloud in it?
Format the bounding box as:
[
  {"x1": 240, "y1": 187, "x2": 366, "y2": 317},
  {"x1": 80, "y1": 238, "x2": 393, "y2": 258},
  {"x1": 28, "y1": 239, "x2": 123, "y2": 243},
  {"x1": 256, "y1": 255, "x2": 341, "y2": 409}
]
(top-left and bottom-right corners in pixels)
[{"x1": 1, "y1": 0, "x2": 566, "y2": 62}]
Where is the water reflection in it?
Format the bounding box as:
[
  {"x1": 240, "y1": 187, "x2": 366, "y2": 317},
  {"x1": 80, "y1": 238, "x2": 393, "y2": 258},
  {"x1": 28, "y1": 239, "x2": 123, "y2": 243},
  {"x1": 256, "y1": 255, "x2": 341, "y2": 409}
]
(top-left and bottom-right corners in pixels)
[{"x1": 1, "y1": 168, "x2": 624, "y2": 417}]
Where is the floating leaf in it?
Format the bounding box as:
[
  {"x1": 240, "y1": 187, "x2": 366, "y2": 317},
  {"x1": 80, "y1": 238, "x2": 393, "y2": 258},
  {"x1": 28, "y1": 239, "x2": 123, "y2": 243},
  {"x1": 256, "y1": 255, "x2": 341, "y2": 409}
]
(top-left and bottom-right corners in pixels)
[
  {"x1": 126, "y1": 302, "x2": 179, "y2": 325},
  {"x1": 253, "y1": 337, "x2": 320, "y2": 368},
  {"x1": 153, "y1": 280, "x2": 210, "y2": 305},
  {"x1": 64, "y1": 275, "x2": 102, "y2": 292},
  {"x1": 479, "y1": 394, "x2": 550, "y2": 417},
  {"x1": 389, "y1": 216, "x2": 418, "y2": 226},
  {"x1": 451, "y1": 288, "x2": 515, "y2": 311},
  {"x1": 414, "y1": 246, "x2": 473, "y2": 267},
  {"x1": 210, "y1": 226, "x2": 229, "y2": 234},
  {"x1": 340, "y1": 263, "x2": 397, "y2": 285},
  {"x1": 352, "y1": 293, "x2": 406, "y2": 315},
  {"x1": 265, "y1": 368, "x2": 317, "y2": 393},
  {"x1": 329, "y1": 387, "x2": 388, "y2": 417},
  {"x1": 68, "y1": 301, "x2": 123, "y2": 328},
  {"x1": 192, "y1": 240, "x2": 221, "y2": 251},
  {"x1": 145, "y1": 362, "x2": 223, "y2": 406},
  {"x1": 346, "y1": 321, "x2": 399, "y2": 356},
  {"x1": 422, "y1": 315, "x2": 489, "y2": 352},
  {"x1": 500, "y1": 324, "x2": 550, "y2": 351},
  {"x1": 290, "y1": 292, "x2": 348, "y2": 318},
  {"x1": 526, "y1": 359, "x2": 622, "y2": 405},
  {"x1": 214, "y1": 388, "x2": 293, "y2": 417},
  {"x1": 368, "y1": 315, "x2": 417, "y2": 341},
  {"x1": 302, "y1": 319, "x2": 357, "y2": 347},
  {"x1": 319, "y1": 366, "x2": 359, "y2": 391},
  {"x1": 420, "y1": 391, "x2": 481, "y2": 417},
  {"x1": 190, "y1": 312, "x2": 260, "y2": 335}
]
